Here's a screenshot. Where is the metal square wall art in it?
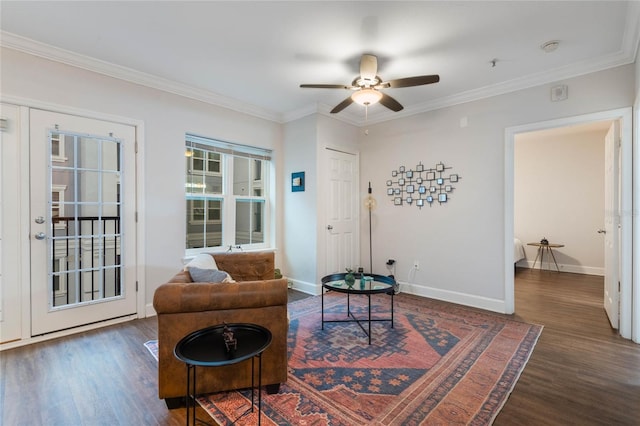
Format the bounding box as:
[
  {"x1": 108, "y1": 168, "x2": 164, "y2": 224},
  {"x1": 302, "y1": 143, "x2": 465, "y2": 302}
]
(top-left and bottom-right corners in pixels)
[{"x1": 386, "y1": 162, "x2": 462, "y2": 209}]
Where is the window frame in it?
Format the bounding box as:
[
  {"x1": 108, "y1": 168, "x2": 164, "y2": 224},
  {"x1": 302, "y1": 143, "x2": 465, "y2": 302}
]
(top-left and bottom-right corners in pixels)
[{"x1": 185, "y1": 134, "x2": 272, "y2": 256}]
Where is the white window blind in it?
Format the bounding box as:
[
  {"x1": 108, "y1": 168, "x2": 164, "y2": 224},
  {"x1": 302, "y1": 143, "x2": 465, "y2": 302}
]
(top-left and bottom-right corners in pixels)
[{"x1": 186, "y1": 133, "x2": 272, "y2": 161}]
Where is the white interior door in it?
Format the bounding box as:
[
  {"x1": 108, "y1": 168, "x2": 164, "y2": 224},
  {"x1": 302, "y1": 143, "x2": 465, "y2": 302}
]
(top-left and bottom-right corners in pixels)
[
  {"x1": 325, "y1": 148, "x2": 358, "y2": 275},
  {"x1": 603, "y1": 121, "x2": 620, "y2": 329},
  {"x1": 30, "y1": 109, "x2": 137, "y2": 336},
  {"x1": 0, "y1": 103, "x2": 23, "y2": 343}
]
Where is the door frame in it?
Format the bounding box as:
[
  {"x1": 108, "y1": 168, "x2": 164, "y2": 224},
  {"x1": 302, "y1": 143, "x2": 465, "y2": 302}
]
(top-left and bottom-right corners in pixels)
[
  {"x1": 0, "y1": 95, "x2": 146, "y2": 349},
  {"x1": 0, "y1": 103, "x2": 24, "y2": 343},
  {"x1": 504, "y1": 107, "x2": 633, "y2": 340}
]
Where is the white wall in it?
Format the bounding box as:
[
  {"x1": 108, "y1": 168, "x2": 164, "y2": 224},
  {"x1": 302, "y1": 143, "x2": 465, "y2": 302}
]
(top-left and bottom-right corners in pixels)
[
  {"x1": 358, "y1": 64, "x2": 634, "y2": 312},
  {"x1": 1, "y1": 46, "x2": 635, "y2": 320},
  {"x1": 636, "y1": 49, "x2": 640, "y2": 94},
  {"x1": 282, "y1": 114, "x2": 359, "y2": 293},
  {"x1": 514, "y1": 127, "x2": 607, "y2": 274},
  {"x1": 0, "y1": 48, "x2": 284, "y2": 312},
  {"x1": 282, "y1": 115, "x2": 318, "y2": 290}
]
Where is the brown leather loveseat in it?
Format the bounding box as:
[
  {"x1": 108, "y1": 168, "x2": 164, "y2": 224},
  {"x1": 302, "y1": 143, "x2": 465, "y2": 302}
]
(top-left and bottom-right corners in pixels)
[{"x1": 153, "y1": 251, "x2": 288, "y2": 408}]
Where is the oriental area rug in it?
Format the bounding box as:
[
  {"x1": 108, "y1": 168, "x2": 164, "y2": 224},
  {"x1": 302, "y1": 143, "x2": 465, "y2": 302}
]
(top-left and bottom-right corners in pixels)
[{"x1": 147, "y1": 292, "x2": 542, "y2": 425}]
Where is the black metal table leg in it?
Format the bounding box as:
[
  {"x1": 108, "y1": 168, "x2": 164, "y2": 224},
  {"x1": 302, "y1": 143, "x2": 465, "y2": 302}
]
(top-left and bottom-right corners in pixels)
[
  {"x1": 258, "y1": 353, "x2": 263, "y2": 426},
  {"x1": 250, "y1": 356, "x2": 255, "y2": 412},
  {"x1": 367, "y1": 294, "x2": 372, "y2": 345},
  {"x1": 185, "y1": 364, "x2": 190, "y2": 426},
  {"x1": 185, "y1": 364, "x2": 197, "y2": 426},
  {"x1": 391, "y1": 291, "x2": 394, "y2": 328},
  {"x1": 321, "y1": 288, "x2": 324, "y2": 329}
]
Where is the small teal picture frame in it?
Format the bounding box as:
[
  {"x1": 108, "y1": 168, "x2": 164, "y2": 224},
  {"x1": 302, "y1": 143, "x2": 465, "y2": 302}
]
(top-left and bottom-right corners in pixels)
[{"x1": 291, "y1": 171, "x2": 305, "y2": 192}]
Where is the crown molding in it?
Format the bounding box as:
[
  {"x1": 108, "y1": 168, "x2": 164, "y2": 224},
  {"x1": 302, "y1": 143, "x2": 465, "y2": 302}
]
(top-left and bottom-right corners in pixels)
[
  {"x1": 280, "y1": 102, "x2": 320, "y2": 123},
  {"x1": 623, "y1": 0, "x2": 640, "y2": 61},
  {"x1": 358, "y1": 3, "x2": 640, "y2": 126},
  {"x1": 0, "y1": 31, "x2": 283, "y2": 123},
  {"x1": 3, "y1": 3, "x2": 639, "y2": 129},
  {"x1": 281, "y1": 101, "x2": 365, "y2": 126},
  {"x1": 297, "y1": 47, "x2": 637, "y2": 128},
  {"x1": 351, "y1": 48, "x2": 637, "y2": 127},
  {"x1": 313, "y1": 2, "x2": 640, "y2": 127}
]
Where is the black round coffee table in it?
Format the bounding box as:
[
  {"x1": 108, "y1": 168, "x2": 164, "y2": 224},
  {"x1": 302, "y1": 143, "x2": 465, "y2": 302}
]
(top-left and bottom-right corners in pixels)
[
  {"x1": 174, "y1": 323, "x2": 272, "y2": 426},
  {"x1": 321, "y1": 273, "x2": 396, "y2": 344}
]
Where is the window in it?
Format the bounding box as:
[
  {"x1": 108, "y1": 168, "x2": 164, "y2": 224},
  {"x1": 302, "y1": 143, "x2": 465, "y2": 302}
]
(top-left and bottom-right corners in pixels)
[
  {"x1": 51, "y1": 184, "x2": 67, "y2": 229},
  {"x1": 50, "y1": 132, "x2": 67, "y2": 163},
  {"x1": 52, "y1": 257, "x2": 67, "y2": 296},
  {"x1": 185, "y1": 134, "x2": 271, "y2": 253}
]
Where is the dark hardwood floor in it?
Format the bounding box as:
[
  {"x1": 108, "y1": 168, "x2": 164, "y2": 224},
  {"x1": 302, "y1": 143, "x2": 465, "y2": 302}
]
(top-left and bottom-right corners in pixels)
[
  {"x1": 1, "y1": 275, "x2": 638, "y2": 425},
  {"x1": 495, "y1": 268, "x2": 640, "y2": 426}
]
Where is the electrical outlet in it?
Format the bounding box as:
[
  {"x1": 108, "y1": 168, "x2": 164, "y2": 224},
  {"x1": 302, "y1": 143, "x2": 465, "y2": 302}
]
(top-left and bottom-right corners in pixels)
[{"x1": 414, "y1": 260, "x2": 420, "y2": 270}]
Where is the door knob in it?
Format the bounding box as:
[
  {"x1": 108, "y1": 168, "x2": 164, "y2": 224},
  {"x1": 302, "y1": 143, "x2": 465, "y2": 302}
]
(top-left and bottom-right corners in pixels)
[
  {"x1": 597, "y1": 229, "x2": 606, "y2": 234},
  {"x1": 34, "y1": 232, "x2": 46, "y2": 240},
  {"x1": 327, "y1": 225, "x2": 333, "y2": 230}
]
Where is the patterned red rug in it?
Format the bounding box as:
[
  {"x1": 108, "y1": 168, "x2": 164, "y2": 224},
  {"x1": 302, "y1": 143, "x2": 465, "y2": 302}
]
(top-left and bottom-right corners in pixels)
[{"x1": 191, "y1": 292, "x2": 542, "y2": 425}]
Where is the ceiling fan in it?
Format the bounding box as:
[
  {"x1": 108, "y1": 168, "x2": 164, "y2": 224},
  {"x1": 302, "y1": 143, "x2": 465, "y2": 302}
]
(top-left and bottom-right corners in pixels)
[{"x1": 300, "y1": 54, "x2": 439, "y2": 113}]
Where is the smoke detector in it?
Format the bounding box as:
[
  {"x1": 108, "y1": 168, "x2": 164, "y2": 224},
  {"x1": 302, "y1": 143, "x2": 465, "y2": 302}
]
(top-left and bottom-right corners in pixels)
[{"x1": 541, "y1": 40, "x2": 560, "y2": 53}]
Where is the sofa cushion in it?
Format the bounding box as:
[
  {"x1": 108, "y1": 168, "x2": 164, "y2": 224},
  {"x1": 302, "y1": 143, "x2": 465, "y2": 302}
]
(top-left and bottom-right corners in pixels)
[
  {"x1": 184, "y1": 253, "x2": 218, "y2": 271},
  {"x1": 187, "y1": 267, "x2": 231, "y2": 283}
]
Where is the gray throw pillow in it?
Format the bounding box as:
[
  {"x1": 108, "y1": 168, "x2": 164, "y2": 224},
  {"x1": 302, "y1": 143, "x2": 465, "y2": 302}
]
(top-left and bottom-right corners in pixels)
[{"x1": 188, "y1": 267, "x2": 229, "y2": 283}]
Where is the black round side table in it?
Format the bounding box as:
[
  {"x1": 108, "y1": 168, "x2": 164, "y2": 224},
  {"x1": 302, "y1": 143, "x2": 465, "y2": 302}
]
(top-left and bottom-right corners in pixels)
[{"x1": 174, "y1": 323, "x2": 272, "y2": 426}]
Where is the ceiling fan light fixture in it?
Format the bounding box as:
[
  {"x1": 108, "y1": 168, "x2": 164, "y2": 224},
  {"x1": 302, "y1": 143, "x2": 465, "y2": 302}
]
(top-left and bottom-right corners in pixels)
[{"x1": 351, "y1": 88, "x2": 383, "y2": 106}]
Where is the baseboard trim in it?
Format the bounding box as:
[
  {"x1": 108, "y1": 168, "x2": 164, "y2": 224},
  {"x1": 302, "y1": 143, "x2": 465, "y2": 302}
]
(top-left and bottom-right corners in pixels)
[
  {"x1": 294, "y1": 280, "x2": 506, "y2": 313},
  {"x1": 516, "y1": 260, "x2": 604, "y2": 276},
  {"x1": 397, "y1": 281, "x2": 507, "y2": 314},
  {"x1": 288, "y1": 279, "x2": 318, "y2": 296},
  {"x1": 0, "y1": 314, "x2": 137, "y2": 351},
  {"x1": 145, "y1": 303, "x2": 157, "y2": 318}
]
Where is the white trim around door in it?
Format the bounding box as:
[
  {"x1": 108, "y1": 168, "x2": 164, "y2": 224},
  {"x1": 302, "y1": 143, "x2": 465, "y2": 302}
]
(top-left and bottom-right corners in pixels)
[
  {"x1": 504, "y1": 107, "x2": 634, "y2": 340},
  {"x1": 0, "y1": 95, "x2": 145, "y2": 350}
]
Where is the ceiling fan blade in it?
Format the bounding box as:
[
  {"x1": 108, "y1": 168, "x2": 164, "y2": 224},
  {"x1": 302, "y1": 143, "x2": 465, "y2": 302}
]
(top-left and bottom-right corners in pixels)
[
  {"x1": 330, "y1": 96, "x2": 354, "y2": 113},
  {"x1": 300, "y1": 84, "x2": 351, "y2": 89},
  {"x1": 384, "y1": 75, "x2": 440, "y2": 88},
  {"x1": 360, "y1": 54, "x2": 378, "y2": 81},
  {"x1": 379, "y1": 93, "x2": 404, "y2": 112}
]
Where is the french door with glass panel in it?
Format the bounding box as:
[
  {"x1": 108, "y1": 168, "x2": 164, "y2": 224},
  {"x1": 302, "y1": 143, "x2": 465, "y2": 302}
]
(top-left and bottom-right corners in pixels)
[{"x1": 30, "y1": 109, "x2": 137, "y2": 336}]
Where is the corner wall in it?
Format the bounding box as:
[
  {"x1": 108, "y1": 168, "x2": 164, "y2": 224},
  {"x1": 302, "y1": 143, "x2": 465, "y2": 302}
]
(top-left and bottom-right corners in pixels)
[
  {"x1": 282, "y1": 115, "x2": 318, "y2": 292},
  {"x1": 282, "y1": 114, "x2": 360, "y2": 294},
  {"x1": 358, "y1": 64, "x2": 634, "y2": 312}
]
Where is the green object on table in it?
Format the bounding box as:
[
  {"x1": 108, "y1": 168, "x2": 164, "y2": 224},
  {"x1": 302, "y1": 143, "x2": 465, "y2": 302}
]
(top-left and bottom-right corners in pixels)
[{"x1": 345, "y1": 268, "x2": 355, "y2": 287}]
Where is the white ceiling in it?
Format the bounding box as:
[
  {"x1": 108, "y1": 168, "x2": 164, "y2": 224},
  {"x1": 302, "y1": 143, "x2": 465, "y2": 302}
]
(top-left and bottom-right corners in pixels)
[{"x1": 1, "y1": 1, "x2": 639, "y2": 125}]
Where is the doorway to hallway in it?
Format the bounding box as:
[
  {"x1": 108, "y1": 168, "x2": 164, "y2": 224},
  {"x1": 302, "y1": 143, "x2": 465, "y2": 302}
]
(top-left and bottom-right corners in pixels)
[{"x1": 504, "y1": 107, "x2": 633, "y2": 339}]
